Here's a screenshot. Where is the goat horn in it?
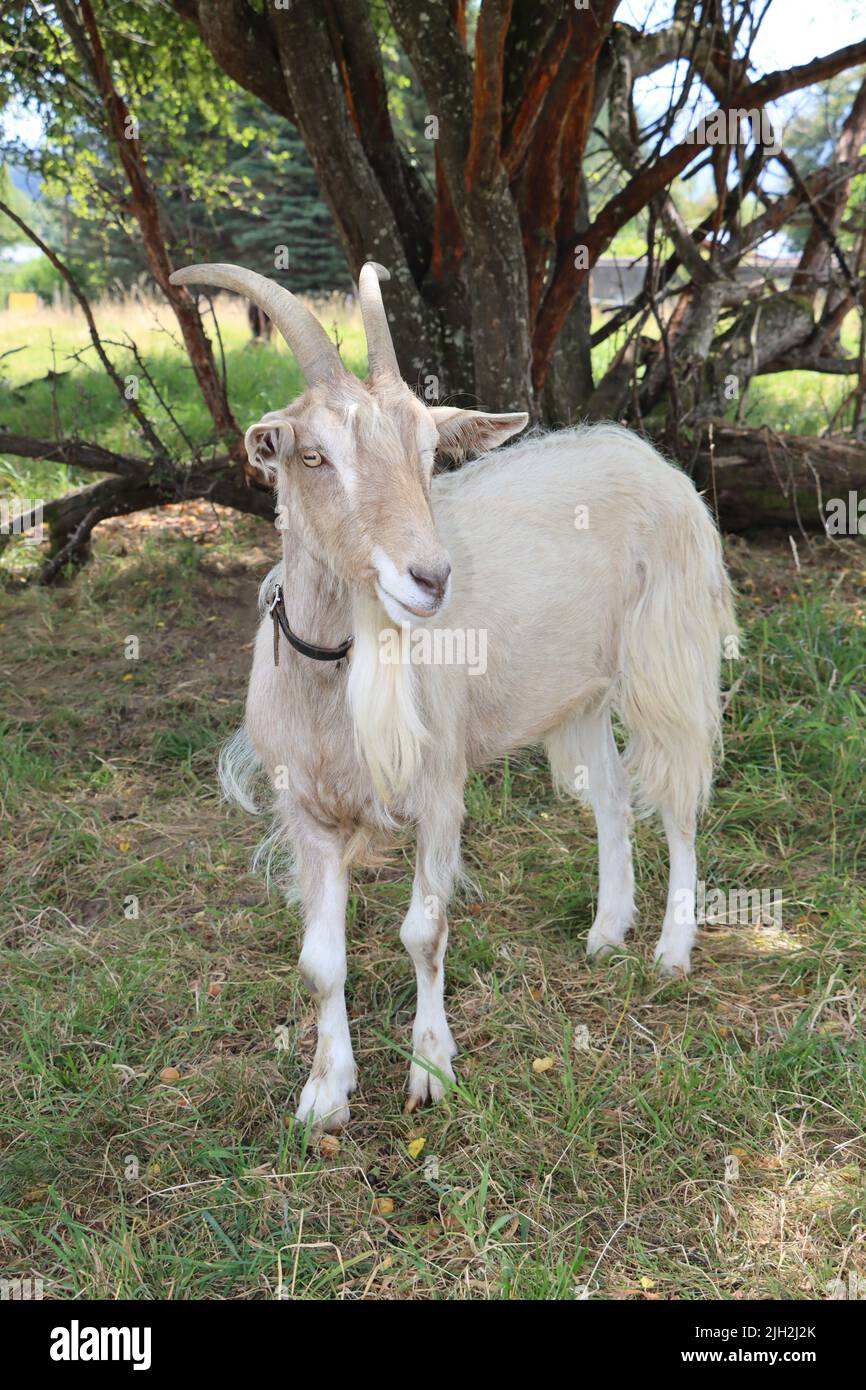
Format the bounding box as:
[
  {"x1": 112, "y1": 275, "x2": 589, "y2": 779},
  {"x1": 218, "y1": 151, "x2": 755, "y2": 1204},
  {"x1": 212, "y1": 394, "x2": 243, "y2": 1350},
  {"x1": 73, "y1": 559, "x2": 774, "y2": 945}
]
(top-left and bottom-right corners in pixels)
[
  {"x1": 169, "y1": 263, "x2": 344, "y2": 386},
  {"x1": 358, "y1": 261, "x2": 400, "y2": 379}
]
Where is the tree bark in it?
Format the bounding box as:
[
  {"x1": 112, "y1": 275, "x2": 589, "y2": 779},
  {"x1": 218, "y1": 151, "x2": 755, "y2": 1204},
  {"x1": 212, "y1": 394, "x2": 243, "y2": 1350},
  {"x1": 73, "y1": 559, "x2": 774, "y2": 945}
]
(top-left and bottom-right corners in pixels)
[{"x1": 69, "y1": 0, "x2": 246, "y2": 465}]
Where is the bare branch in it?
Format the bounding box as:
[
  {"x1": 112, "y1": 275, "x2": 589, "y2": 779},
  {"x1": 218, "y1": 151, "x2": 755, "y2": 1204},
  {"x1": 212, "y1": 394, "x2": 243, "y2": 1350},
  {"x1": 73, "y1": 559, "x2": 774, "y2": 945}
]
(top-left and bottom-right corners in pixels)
[{"x1": 0, "y1": 433, "x2": 152, "y2": 478}]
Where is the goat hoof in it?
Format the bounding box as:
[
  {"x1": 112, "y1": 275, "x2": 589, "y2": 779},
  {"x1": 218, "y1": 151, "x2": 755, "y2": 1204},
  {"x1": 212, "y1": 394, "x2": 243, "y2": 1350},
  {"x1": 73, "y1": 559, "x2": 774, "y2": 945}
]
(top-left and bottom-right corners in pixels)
[
  {"x1": 586, "y1": 922, "x2": 630, "y2": 959},
  {"x1": 406, "y1": 1032, "x2": 457, "y2": 1109},
  {"x1": 653, "y1": 942, "x2": 692, "y2": 977},
  {"x1": 296, "y1": 1070, "x2": 355, "y2": 1132}
]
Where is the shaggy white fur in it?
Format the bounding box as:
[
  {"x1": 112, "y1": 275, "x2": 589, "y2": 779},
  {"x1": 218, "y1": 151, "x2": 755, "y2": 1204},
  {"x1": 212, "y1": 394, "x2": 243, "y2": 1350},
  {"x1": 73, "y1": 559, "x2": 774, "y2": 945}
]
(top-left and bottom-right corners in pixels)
[{"x1": 222, "y1": 408, "x2": 735, "y2": 1130}]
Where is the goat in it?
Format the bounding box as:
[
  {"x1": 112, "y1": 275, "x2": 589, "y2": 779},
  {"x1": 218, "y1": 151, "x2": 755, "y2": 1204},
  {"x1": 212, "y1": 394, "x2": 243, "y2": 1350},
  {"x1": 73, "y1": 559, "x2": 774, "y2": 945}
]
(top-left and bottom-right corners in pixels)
[
  {"x1": 248, "y1": 302, "x2": 273, "y2": 343},
  {"x1": 170, "y1": 261, "x2": 736, "y2": 1132}
]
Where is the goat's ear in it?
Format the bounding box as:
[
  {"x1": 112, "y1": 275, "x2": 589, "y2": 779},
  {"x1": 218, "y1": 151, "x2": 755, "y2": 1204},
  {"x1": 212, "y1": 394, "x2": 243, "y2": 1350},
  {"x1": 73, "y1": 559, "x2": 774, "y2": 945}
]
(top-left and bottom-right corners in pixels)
[
  {"x1": 429, "y1": 407, "x2": 528, "y2": 461},
  {"x1": 244, "y1": 417, "x2": 295, "y2": 482}
]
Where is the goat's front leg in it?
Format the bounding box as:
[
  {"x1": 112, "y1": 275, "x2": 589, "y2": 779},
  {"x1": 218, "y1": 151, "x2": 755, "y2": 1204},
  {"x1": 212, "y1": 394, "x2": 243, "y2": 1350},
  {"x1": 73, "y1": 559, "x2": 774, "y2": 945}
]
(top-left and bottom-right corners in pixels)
[
  {"x1": 293, "y1": 831, "x2": 356, "y2": 1131},
  {"x1": 401, "y1": 798, "x2": 463, "y2": 1111}
]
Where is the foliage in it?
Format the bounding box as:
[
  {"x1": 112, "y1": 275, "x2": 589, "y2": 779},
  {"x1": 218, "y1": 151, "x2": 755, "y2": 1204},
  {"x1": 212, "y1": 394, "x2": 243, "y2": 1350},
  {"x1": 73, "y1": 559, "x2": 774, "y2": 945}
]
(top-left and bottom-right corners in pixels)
[
  {"x1": 0, "y1": 3, "x2": 348, "y2": 295},
  {"x1": 782, "y1": 65, "x2": 866, "y2": 251}
]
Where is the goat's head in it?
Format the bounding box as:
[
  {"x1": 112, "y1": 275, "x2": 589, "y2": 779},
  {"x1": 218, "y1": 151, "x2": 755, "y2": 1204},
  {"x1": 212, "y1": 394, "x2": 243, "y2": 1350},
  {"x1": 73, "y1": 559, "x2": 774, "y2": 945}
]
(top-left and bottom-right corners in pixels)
[{"x1": 170, "y1": 262, "x2": 527, "y2": 624}]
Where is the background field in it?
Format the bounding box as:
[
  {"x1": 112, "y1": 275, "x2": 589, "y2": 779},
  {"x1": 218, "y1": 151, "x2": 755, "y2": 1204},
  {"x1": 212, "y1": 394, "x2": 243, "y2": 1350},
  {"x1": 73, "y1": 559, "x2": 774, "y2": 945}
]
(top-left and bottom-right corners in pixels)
[
  {"x1": 0, "y1": 294, "x2": 858, "y2": 514},
  {"x1": 1, "y1": 309, "x2": 864, "y2": 1300}
]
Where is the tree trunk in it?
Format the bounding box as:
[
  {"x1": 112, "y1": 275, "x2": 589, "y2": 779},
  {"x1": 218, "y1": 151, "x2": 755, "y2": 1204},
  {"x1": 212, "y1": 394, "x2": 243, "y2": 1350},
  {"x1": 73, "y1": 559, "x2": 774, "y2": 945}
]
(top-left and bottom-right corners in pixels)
[
  {"x1": 167, "y1": 0, "x2": 866, "y2": 424},
  {"x1": 73, "y1": 0, "x2": 245, "y2": 463}
]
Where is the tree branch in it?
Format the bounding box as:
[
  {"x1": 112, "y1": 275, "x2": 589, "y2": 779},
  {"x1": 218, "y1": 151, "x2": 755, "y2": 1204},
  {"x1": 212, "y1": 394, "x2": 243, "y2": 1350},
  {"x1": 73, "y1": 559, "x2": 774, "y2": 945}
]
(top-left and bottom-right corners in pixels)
[
  {"x1": 0, "y1": 433, "x2": 152, "y2": 479},
  {"x1": 533, "y1": 33, "x2": 866, "y2": 390},
  {"x1": 71, "y1": 0, "x2": 244, "y2": 461},
  {"x1": 169, "y1": 0, "x2": 295, "y2": 121},
  {"x1": 465, "y1": 0, "x2": 513, "y2": 192}
]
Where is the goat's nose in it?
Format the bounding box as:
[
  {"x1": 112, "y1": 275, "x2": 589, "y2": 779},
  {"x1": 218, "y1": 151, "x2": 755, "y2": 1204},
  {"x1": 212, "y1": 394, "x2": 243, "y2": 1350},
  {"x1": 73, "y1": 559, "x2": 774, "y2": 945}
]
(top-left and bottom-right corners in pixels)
[{"x1": 409, "y1": 561, "x2": 451, "y2": 604}]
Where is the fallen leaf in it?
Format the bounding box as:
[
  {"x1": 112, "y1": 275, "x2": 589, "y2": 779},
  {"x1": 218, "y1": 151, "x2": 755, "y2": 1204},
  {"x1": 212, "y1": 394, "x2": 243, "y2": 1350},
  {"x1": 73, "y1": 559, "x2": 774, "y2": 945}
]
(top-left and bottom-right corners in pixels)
[
  {"x1": 319, "y1": 1134, "x2": 340, "y2": 1158},
  {"x1": 640, "y1": 1276, "x2": 655, "y2": 1290},
  {"x1": 407, "y1": 1137, "x2": 426, "y2": 1160},
  {"x1": 756, "y1": 1154, "x2": 783, "y2": 1170},
  {"x1": 207, "y1": 982, "x2": 222, "y2": 998},
  {"x1": 532, "y1": 1056, "x2": 555, "y2": 1073},
  {"x1": 373, "y1": 1197, "x2": 395, "y2": 1216},
  {"x1": 159, "y1": 1066, "x2": 180, "y2": 1083}
]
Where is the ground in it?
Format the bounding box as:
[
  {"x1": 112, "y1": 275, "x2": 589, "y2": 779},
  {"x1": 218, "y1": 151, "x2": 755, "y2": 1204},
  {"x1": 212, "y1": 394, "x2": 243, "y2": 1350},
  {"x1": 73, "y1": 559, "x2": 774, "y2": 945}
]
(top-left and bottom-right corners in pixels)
[
  {"x1": 0, "y1": 503, "x2": 864, "y2": 1300},
  {"x1": 0, "y1": 299, "x2": 864, "y2": 1300}
]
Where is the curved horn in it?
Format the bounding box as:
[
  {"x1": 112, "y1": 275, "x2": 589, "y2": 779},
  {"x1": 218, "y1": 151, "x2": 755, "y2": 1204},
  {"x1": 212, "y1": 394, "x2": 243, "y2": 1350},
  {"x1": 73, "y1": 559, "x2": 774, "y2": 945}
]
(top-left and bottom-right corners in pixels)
[
  {"x1": 169, "y1": 263, "x2": 344, "y2": 386},
  {"x1": 358, "y1": 261, "x2": 400, "y2": 379}
]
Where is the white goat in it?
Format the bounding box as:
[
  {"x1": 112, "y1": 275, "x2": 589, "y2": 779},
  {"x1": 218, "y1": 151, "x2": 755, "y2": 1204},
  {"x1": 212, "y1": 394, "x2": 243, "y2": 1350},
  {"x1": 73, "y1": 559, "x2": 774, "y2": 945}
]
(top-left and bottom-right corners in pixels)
[{"x1": 171, "y1": 261, "x2": 736, "y2": 1131}]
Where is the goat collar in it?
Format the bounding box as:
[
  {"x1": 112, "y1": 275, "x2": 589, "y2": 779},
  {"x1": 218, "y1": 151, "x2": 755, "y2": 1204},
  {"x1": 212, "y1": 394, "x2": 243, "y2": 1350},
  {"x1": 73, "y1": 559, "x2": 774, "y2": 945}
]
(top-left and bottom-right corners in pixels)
[{"x1": 268, "y1": 583, "x2": 353, "y2": 665}]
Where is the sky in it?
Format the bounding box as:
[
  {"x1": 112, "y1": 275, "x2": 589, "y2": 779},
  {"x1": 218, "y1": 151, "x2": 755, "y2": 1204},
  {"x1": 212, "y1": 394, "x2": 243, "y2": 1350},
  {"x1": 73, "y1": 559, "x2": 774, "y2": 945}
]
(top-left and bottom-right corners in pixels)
[
  {"x1": 618, "y1": 0, "x2": 866, "y2": 125},
  {"x1": 616, "y1": 0, "x2": 866, "y2": 71},
  {"x1": 3, "y1": 0, "x2": 864, "y2": 149}
]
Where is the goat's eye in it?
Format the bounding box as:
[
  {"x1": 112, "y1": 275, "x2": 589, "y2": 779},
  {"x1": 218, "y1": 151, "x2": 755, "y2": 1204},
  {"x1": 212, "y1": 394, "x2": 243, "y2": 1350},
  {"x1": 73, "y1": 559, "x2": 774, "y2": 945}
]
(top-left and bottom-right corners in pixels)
[{"x1": 301, "y1": 449, "x2": 323, "y2": 468}]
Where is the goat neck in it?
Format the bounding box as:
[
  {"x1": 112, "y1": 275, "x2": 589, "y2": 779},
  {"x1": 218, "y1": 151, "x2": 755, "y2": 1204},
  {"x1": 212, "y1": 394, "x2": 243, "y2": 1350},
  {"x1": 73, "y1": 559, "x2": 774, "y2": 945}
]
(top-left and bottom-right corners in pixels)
[{"x1": 278, "y1": 520, "x2": 353, "y2": 671}]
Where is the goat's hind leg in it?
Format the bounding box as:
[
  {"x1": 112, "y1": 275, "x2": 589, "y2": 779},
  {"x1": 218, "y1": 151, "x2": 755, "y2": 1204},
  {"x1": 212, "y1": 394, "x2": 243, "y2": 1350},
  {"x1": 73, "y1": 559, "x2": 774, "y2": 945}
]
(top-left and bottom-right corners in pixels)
[
  {"x1": 653, "y1": 805, "x2": 698, "y2": 976},
  {"x1": 292, "y1": 827, "x2": 356, "y2": 1131},
  {"x1": 402, "y1": 796, "x2": 463, "y2": 1111},
  {"x1": 546, "y1": 710, "x2": 636, "y2": 957}
]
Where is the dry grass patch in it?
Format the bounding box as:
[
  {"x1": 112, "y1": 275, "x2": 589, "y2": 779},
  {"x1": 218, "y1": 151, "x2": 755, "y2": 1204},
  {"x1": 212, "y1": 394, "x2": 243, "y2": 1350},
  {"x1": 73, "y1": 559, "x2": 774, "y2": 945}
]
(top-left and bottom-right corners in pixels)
[{"x1": 0, "y1": 518, "x2": 864, "y2": 1299}]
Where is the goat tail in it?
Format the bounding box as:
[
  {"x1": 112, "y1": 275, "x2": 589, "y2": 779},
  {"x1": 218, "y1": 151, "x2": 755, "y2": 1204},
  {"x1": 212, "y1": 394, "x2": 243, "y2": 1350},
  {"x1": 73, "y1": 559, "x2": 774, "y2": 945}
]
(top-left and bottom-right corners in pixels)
[
  {"x1": 218, "y1": 723, "x2": 263, "y2": 815},
  {"x1": 616, "y1": 497, "x2": 737, "y2": 826}
]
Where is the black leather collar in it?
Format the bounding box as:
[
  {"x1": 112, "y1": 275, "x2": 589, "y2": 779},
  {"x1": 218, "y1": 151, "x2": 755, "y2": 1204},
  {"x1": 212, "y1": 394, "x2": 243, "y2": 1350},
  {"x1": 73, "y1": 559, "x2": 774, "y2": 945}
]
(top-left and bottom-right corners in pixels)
[{"x1": 268, "y1": 583, "x2": 353, "y2": 665}]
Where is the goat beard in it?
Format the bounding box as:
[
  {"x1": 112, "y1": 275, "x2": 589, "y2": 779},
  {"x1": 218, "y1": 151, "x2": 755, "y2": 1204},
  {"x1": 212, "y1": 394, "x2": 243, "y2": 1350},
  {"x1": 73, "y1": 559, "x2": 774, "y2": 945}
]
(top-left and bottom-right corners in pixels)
[{"x1": 346, "y1": 592, "x2": 429, "y2": 807}]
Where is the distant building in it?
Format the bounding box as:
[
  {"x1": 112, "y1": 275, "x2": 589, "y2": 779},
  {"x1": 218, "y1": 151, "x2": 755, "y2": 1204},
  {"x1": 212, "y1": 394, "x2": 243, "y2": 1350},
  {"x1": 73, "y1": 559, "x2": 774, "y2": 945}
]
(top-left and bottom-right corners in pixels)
[{"x1": 590, "y1": 252, "x2": 801, "y2": 308}]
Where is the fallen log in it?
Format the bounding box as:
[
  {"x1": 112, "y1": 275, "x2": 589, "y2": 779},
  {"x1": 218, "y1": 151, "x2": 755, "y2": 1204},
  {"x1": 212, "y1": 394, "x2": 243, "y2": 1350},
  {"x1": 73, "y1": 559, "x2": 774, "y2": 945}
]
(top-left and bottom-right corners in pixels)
[
  {"x1": 0, "y1": 434, "x2": 273, "y2": 582},
  {"x1": 3, "y1": 425, "x2": 864, "y2": 583},
  {"x1": 691, "y1": 423, "x2": 866, "y2": 533}
]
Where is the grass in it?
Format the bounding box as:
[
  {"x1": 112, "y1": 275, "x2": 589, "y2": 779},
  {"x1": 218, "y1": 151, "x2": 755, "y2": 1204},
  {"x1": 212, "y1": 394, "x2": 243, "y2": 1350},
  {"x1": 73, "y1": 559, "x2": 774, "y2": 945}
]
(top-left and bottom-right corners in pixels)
[
  {"x1": 0, "y1": 508, "x2": 864, "y2": 1300},
  {"x1": 0, "y1": 298, "x2": 864, "y2": 1299},
  {"x1": 0, "y1": 294, "x2": 368, "y2": 505}
]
